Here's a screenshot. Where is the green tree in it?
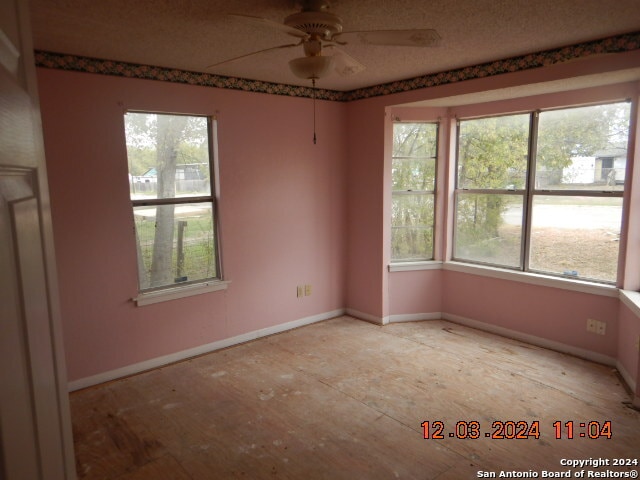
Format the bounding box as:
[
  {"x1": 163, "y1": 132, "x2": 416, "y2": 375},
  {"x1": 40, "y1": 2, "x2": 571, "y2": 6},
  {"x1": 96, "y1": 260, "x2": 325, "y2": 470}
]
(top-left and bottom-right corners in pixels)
[
  {"x1": 456, "y1": 114, "x2": 528, "y2": 248},
  {"x1": 149, "y1": 114, "x2": 189, "y2": 287},
  {"x1": 125, "y1": 113, "x2": 157, "y2": 176},
  {"x1": 536, "y1": 103, "x2": 629, "y2": 186}
]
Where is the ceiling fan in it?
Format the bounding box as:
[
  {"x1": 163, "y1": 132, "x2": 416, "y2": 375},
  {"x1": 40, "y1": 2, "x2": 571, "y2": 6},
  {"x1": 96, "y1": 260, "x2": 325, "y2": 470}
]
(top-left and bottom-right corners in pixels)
[{"x1": 207, "y1": 0, "x2": 441, "y2": 82}]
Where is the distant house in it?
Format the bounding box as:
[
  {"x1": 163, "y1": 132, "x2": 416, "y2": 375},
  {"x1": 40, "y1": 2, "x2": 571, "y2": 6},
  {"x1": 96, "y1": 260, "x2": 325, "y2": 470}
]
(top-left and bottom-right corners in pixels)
[
  {"x1": 130, "y1": 164, "x2": 207, "y2": 193},
  {"x1": 562, "y1": 148, "x2": 626, "y2": 186},
  {"x1": 131, "y1": 167, "x2": 158, "y2": 187},
  {"x1": 594, "y1": 148, "x2": 627, "y2": 185},
  {"x1": 561, "y1": 156, "x2": 595, "y2": 184}
]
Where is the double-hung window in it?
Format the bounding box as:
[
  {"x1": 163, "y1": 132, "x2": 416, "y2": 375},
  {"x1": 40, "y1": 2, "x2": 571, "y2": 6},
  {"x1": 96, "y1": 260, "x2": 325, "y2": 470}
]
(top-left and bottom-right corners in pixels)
[
  {"x1": 391, "y1": 122, "x2": 438, "y2": 262},
  {"x1": 453, "y1": 102, "x2": 631, "y2": 284},
  {"x1": 124, "y1": 112, "x2": 221, "y2": 292}
]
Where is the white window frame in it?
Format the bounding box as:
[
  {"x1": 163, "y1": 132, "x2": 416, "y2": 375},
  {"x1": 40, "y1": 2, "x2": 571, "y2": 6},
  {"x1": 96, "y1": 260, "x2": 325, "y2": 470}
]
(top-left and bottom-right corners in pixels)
[{"x1": 125, "y1": 112, "x2": 226, "y2": 305}]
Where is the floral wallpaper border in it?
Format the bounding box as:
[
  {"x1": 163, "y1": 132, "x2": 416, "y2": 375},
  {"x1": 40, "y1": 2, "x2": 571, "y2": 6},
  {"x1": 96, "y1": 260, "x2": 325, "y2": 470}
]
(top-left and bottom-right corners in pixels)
[
  {"x1": 34, "y1": 51, "x2": 343, "y2": 101},
  {"x1": 34, "y1": 31, "x2": 640, "y2": 103},
  {"x1": 343, "y1": 31, "x2": 640, "y2": 101}
]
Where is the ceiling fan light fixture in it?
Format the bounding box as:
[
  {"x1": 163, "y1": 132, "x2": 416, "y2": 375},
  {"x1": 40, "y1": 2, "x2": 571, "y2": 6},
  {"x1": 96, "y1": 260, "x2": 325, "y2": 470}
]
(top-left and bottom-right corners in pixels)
[{"x1": 288, "y1": 55, "x2": 335, "y2": 80}]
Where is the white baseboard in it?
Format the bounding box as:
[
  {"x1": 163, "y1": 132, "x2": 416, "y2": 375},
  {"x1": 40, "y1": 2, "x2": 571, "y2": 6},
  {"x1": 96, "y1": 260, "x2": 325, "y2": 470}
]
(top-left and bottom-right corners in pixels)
[
  {"x1": 616, "y1": 360, "x2": 637, "y2": 394},
  {"x1": 442, "y1": 312, "x2": 617, "y2": 367},
  {"x1": 346, "y1": 308, "x2": 388, "y2": 325},
  {"x1": 69, "y1": 308, "x2": 637, "y2": 398},
  {"x1": 389, "y1": 312, "x2": 442, "y2": 323},
  {"x1": 431, "y1": 313, "x2": 638, "y2": 395},
  {"x1": 68, "y1": 308, "x2": 345, "y2": 392}
]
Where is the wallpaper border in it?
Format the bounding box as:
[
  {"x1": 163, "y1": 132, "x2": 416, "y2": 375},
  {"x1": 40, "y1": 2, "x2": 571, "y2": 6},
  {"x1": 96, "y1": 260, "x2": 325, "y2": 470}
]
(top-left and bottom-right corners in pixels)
[{"x1": 34, "y1": 31, "x2": 640, "y2": 103}]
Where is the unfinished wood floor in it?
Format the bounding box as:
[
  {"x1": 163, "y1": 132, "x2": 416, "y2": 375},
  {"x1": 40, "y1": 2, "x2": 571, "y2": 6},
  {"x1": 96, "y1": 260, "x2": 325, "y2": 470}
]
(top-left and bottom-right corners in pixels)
[{"x1": 71, "y1": 316, "x2": 640, "y2": 479}]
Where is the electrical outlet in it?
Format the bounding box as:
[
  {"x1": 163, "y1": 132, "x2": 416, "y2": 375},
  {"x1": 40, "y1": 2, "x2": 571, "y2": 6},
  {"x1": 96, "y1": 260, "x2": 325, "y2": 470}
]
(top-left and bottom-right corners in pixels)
[
  {"x1": 587, "y1": 318, "x2": 606, "y2": 335},
  {"x1": 297, "y1": 285, "x2": 304, "y2": 298},
  {"x1": 305, "y1": 284, "x2": 311, "y2": 296}
]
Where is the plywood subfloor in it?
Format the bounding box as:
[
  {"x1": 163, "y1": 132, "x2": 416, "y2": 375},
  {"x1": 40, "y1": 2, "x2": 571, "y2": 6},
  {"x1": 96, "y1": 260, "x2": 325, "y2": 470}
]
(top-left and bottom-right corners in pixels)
[{"x1": 70, "y1": 316, "x2": 640, "y2": 479}]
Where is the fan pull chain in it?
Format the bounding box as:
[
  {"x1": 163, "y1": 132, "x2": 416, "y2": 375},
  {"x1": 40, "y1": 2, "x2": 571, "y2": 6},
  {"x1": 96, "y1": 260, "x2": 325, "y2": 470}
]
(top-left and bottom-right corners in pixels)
[{"x1": 312, "y1": 78, "x2": 317, "y2": 145}]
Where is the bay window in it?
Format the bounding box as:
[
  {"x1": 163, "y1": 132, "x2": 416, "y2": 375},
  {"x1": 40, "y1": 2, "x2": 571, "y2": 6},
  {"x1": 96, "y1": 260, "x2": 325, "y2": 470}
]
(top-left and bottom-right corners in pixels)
[{"x1": 453, "y1": 102, "x2": 631, "y2": 284}]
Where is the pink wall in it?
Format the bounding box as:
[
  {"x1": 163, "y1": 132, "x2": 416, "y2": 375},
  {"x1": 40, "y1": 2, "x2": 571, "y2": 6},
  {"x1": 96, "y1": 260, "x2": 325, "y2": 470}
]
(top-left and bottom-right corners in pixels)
[
  {"x1": 37, "y1": 49, "x2": 640, "y2": 388},
  {"x1": 389, "y1": 270, "x2": 443, "y2": 316},
  {"x1": 345, "y1": 100, "x2": 388, "y2": 318},
  {"x1": 617, "y1": 302, "x2": 640, "y2": 394},
  {"x1": 442, "y1": 270, "x2": 619, "y2": 356},
  {"x1": 37, "y1": 68, "x2": 347, "y2": 382}
]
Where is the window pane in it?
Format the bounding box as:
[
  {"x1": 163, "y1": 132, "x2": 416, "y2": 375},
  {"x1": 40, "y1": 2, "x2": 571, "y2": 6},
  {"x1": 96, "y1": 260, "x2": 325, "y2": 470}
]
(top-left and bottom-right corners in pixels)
[
  {"x1": 126, "y1": 113, "x2": 211, "y2": 200},
  {"x1": 134, "y1": 203, "x2": 217, "y2": 289},
  {"x1": 457, "y1": 114, "x2": 529, "y2": 189},
  {"x1": 536, "y1": 103, "x2": 630, "y2": 192},
  {"x1": 391, "y1": 194, "x2": 434, "y2": 260},
  {"x1": 454, "y1": 193, "x2": 523, "y2": 267},
  {"x1": 392, "y1": 157, "x2": 436, "y2": 191},
  {"x1": 393, "y1": 123, "x2": 437, "y2": 158},
  {"x1": 392, "y1": 123, "x2": 437, "y2": 191},
  {"x1": 529, "y1": 196, "x2": 622, "y2": 282}
]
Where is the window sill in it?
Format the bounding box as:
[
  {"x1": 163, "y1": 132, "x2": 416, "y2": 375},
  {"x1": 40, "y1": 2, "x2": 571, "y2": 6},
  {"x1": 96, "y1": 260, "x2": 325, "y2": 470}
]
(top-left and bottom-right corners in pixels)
[
  {"x1": 389, "y1": 261, "x2": 443, "y2": 272},
  {"x1": 443, "y1": 262, "x2": 618, "y2": 298},
  {"x1": 619, "y1": 290, "x2": 640, "y2": 318},
  {"x1": 133, "y1": 280, "x2": 230, "y2": 306}
]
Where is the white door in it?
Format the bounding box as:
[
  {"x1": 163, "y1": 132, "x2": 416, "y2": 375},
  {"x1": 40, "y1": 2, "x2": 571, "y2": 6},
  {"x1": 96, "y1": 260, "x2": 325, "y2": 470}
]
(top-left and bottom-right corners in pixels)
[{"x1": 0, "y1": 0, "x2": 75, "y2": 479}]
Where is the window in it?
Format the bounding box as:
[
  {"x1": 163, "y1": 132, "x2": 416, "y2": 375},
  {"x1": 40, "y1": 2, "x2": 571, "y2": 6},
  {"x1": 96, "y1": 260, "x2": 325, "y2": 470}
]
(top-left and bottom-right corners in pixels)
[
  {"x1": 125, "y1": 112, "x2": 221, "y2": 291},
  {"x1": 453, "y1": 102, "x2": 631, "y2": 284},
  {"x1": 391, "y1": 122, "x2": 438, "y2": 262}
]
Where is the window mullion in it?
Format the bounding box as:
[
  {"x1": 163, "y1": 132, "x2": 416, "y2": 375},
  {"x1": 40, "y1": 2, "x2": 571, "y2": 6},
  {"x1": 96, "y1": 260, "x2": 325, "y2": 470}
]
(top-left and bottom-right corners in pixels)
[
  {"x1": 456, "y1": 188, "x2": 524, "y2": 195},
  {"x1": 531, "y1": 189, "x2": 623, "y2": 197},
  {"x1": 392, "y1": 190, "x2": 435, "y2": 195},
  {"x1": 132, "y1": 196, "x2": 214, "y2": 208},
  {"x1": 523, "y1": 111, "x2": 539, "y2": 273}
]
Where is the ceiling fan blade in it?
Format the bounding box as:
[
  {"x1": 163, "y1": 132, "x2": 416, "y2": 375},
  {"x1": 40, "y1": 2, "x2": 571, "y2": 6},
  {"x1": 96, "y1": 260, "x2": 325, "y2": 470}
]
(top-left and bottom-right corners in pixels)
[
  {"x1": 325, "y1": 46, "x2": 366, "y2": 77},
  {"x1": 227, "y1": 14, "x2": 309, "y2": 39},
  {"x1": 336, "y1": 29, "x2": 441, "y2": 47},
  {"x1": 206, "y1": 42, "x2": 300, "y2": 69}
]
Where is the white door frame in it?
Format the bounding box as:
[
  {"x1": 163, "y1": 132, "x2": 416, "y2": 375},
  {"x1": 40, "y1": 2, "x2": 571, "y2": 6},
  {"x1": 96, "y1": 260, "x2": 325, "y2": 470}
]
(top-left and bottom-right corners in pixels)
[{"x1": 0, "y1": 0, "x2": 76, "y2": 478}]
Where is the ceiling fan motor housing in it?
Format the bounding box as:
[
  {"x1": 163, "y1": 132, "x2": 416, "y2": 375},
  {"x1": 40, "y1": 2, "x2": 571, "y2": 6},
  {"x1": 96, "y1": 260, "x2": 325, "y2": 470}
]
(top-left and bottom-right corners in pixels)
[{"x1": 284, "y1": 10, "x2": 343, "y2": 40}]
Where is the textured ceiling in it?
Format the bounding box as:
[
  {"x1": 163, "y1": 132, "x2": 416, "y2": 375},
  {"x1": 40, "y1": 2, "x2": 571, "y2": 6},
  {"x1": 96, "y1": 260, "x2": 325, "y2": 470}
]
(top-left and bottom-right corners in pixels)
[{"x1": 30, "y1": 0, "x2": 640, "y2": 92}]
